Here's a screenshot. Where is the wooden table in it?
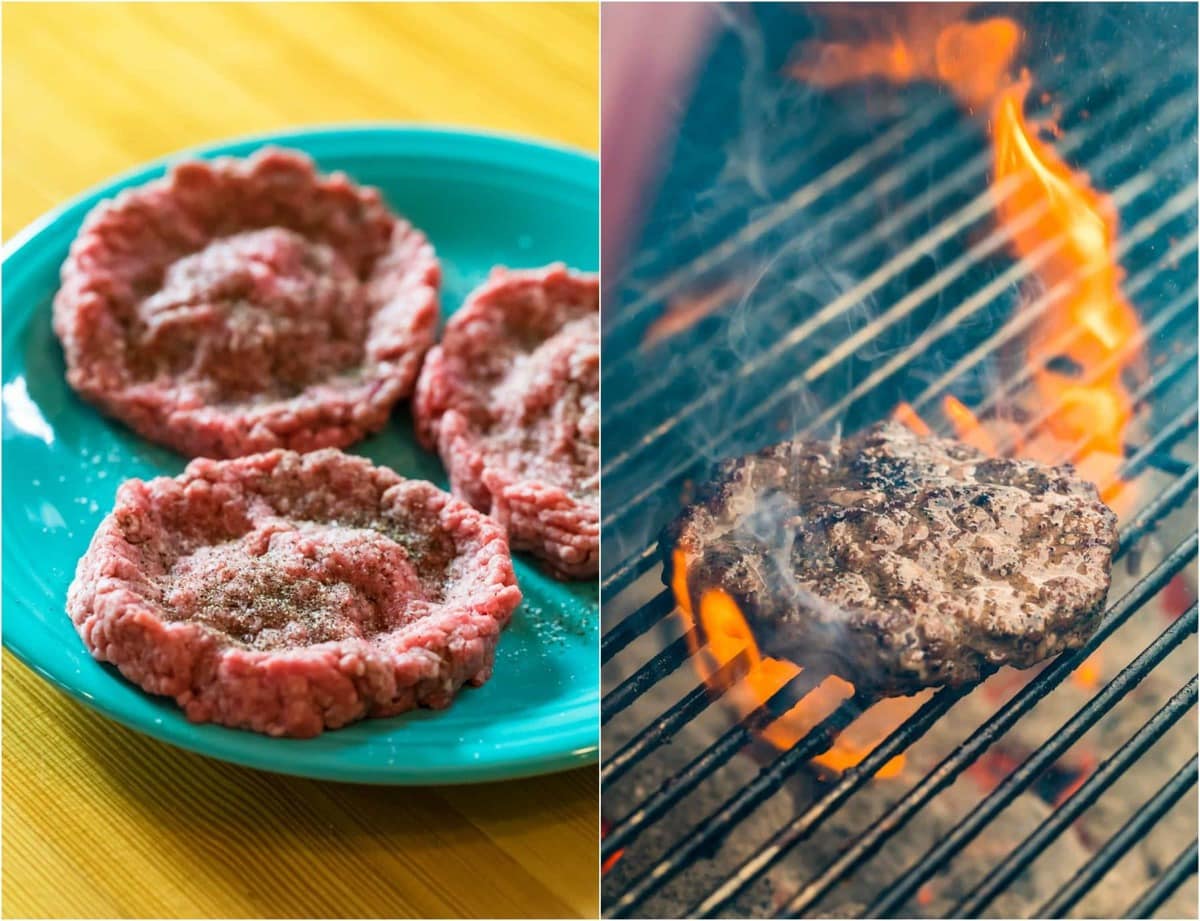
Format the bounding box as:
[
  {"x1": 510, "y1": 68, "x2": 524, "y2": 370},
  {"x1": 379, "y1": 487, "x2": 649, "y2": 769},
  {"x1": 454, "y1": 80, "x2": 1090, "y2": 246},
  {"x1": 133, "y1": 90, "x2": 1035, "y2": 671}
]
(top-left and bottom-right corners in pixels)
[{"x1": 2, "y1": 4, "x2": 598, "y2": 917}]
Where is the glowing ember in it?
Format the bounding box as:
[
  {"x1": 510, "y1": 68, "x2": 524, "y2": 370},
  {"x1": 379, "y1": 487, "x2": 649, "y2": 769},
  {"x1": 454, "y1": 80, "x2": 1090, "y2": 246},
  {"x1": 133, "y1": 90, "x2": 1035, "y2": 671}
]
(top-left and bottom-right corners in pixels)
[
  {"x1": 1052, "y1": 750, "x2": 1098, "y2": 807},
  {"x1": 966, "y1": 747, "x2": 1023, "y2": 794},
  {"x1": 601, "y1": 820, "x2": 625, "y2": 874},
  {"x1": 643, "y1": 279, "x2": 745, "y2": 348},
  {"x1": 1162, "y1": 575, "x2": 1196, "y2": 620},
  {"x1": 672, "y1": 551, "x2": 910, "y2": 778},
  {"x1": 1071, "y1": 651, "x2": 1103, "y2": 691},
  {"x1": 968, "y1": 743, "x2": 1098, "y2": 807},
  {"x1": 917, "y1": 884, "x2": 936, "y2": 908}
]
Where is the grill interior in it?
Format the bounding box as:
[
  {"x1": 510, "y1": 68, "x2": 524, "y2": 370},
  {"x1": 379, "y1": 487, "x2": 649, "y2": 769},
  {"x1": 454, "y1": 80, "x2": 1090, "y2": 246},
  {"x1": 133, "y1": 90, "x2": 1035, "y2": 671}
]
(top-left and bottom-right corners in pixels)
[{"x1": 600, "y1": 3, "x2": 1199, "y2": 917}]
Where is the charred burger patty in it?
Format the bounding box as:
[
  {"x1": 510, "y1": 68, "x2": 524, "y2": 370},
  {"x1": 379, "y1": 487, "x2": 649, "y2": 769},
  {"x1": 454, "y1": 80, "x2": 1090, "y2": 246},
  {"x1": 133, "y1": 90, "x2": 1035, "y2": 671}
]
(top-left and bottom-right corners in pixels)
[{"x1": 665, "y1": 422, "x2": 1118, "y2": 694}]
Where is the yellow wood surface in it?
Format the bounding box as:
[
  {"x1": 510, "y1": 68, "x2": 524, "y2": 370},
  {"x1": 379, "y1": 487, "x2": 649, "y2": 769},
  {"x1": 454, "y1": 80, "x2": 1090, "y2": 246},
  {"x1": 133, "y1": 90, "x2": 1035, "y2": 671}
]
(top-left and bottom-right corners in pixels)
[{"x1": 1, "y1": 4, "x2": 598, "y2": 918}]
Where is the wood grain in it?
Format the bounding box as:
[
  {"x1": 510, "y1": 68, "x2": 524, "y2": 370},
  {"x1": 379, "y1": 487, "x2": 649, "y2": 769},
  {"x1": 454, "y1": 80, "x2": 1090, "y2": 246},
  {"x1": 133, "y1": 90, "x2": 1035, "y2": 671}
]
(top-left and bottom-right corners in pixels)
[
  {"x1": 2, "y1": 2, "x2": 598, "y2": 238},
  {"x1": 1, "y1": 3, "x2": 598, "y2": 918}
]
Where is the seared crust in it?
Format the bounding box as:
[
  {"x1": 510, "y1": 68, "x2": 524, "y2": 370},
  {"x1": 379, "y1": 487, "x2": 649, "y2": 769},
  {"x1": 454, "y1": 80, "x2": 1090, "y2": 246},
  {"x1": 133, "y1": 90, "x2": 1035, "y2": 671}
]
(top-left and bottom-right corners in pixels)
[
  {"x1": 67, "y1": 449, "x2": 522, "y2": 737},
  {"x1": 414, "y1": 265, "x2": 599, "y2": 579},
  {"x1": 665, "y1": 422, "x2": 1118, "y2": 694},
  {"x1": 53, "y1": 148, "x2": 440, "y2": 458}
]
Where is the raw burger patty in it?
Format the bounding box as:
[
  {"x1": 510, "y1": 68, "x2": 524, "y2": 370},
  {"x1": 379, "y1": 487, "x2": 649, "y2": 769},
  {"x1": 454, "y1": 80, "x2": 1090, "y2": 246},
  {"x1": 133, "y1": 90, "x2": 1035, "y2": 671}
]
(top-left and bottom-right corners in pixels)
[
  {"x1": 414, "y1": 265, "x2": 599, "y2": 579},
  {"x1": 665, "y1": 422, "x2": 1118, "y2": 694},
  {"x1": 54, "y1": 148, "x2": 440, "y2": 458},
  {"x1": 68, "y1": 449, "x2": 522, "y2": 737}
]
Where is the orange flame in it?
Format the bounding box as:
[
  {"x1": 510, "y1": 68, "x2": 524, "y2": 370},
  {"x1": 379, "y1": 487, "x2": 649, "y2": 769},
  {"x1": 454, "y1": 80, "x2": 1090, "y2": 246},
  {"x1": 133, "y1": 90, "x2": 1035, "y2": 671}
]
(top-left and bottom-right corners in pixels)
[
  {"x1": 923, "y1": 79, "x2": 1139, "y2": 507},
  {"x1": 673, "y1": 551, "x2": 911, "y2": 778},
  {"x1": 794, "y1": 8, "x2": 1141, "y2": 502},
  {"x1": 942, "y1": 395, "x2": 997, "y2": 455},
  {"x1": 992, "y1": 80, "x2": 1138, "y2": 461},
  {"x1": 789, "y1": 7, "x2": 1021, "y2": 111},
  {"x1": 892, "y1": 401, "x2": 932, "y2": 436}
]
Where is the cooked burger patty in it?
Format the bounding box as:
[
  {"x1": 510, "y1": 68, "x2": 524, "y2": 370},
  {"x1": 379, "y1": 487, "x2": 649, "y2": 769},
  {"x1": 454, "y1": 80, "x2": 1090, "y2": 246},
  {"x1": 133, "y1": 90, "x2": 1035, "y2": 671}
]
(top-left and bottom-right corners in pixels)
[{"x1": 664, "y1": 422, "x2": 1118, "y2": 694}]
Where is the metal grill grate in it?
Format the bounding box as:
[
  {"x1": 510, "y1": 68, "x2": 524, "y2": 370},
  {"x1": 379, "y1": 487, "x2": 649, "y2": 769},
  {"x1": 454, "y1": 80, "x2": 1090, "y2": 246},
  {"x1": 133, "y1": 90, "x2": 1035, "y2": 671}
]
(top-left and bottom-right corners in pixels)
[{"x1": 601, "y1": 4, "x2": 1199, "y2": 918}]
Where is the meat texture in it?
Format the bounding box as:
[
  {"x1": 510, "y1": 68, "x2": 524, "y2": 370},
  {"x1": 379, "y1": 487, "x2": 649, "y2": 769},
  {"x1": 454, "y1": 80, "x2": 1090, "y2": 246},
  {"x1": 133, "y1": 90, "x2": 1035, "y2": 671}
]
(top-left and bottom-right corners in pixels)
[
  {"x1": 68, "y1": 449, "x2": 522, "y2": 737},
  {"x1": 415, "y1": 264, "x2": 599, "y2": 579},
  {"x1": 665, "y1": 422, "x2": 1118, "y2": 694},
  {"x1": 54, "y1": 148, "x2": 440, "y2": 458}
]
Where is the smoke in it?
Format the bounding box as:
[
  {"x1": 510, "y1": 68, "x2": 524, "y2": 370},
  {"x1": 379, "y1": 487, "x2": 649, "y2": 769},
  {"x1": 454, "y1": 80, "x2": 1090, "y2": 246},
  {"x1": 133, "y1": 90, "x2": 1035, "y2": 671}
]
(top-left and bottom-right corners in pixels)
[{"x1": 601, "y1": 2, "x2": 1197, "y2": 600}]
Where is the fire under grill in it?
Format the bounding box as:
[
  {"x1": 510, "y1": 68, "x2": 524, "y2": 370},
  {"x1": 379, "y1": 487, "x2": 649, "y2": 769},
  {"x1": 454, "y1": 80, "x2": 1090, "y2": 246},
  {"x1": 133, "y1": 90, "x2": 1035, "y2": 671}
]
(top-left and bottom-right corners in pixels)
[{"x1": 600, "y1": 4, "x2": 1199, "y2": 918}]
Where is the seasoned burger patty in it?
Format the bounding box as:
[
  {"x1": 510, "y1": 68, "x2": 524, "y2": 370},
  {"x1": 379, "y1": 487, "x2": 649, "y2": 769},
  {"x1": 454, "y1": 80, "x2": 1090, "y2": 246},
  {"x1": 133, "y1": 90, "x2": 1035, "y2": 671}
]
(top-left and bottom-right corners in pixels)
[
  {"x1": 68, "y1": 449, "x2": 521, "y2": 737},
  {"x1": 53, "y1": 148, "x2": 439, "y2": 458},
  {"x1": 414, "y1": 265, "x2": 599, "y2": 579},
  {"x1": 665, "y1": 422, "x2": 1118, "y2": 694}
]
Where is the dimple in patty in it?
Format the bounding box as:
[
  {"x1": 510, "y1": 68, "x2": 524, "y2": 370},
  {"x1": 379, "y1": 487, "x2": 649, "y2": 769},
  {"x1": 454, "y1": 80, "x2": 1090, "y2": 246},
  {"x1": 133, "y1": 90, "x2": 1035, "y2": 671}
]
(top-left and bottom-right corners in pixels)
[
  {"x1": 482, "y1": 314, "x2": 599, "y2": 499},
  {"x1": 162, "y1": 521, "x2": 424, "y2": 651},
  {"x1": 138, "y1": 228, "x2": 369, "y2": 401},
  {"x1": 53, "y1": 149, "x2": 441, "y2": 458}
]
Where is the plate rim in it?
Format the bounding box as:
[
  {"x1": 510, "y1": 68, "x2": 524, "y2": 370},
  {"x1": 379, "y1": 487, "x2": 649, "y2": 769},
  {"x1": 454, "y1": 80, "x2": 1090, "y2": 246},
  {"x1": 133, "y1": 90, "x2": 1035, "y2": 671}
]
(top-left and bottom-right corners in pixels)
[{"x1": 2, "y1": 122, "x2": 600, "y2": 785}]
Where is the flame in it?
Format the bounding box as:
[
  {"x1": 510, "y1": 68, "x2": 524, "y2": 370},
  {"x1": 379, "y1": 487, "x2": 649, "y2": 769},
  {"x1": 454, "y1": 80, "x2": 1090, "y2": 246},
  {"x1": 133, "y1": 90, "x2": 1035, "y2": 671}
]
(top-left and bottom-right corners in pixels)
[
  {"x1": 673, "y1": 551, "x2": 909, "y2": 778},
  {"x1": 941, "y1": 395, "x2": 997, "y2": 455},
  {"x1": 930, "y1": 80, "x2": 1138, "y2": 507},
  {"x1": 933, "y1": 19, "x2": 1021, "y2": 110},
  {"x1": 992, "y1": 80, "x2": 1138, "y2": 461},
  {"x1": 789, "y1": 8, "x2": 1020, "y2": 111},
  {"x1": 794, "y1": 8, "x2": 1141, "y2": 506},
  {"x1": 892, "y1": 401, "x2": 932, "y2": 436}
]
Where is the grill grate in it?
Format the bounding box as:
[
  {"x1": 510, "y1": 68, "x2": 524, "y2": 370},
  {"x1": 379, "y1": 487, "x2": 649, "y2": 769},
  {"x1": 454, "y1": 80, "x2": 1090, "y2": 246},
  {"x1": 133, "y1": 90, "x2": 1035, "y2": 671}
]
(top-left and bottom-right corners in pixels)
[
  {"x1": 1038, "y1": 754, "x2": 1199, "y2": 919},
  {"x1": 601, "y1": 3, "x2": 1198, "y2": 918},
  {"x1": 960, "y1": 681, "x2": 1197, "y2": 917}
]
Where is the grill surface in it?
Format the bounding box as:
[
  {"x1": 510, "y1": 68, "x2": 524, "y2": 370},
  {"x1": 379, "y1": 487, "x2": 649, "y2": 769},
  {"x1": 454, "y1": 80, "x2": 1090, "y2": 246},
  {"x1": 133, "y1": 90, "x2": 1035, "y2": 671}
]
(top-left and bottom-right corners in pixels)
[{"x1": 601, "y1": 3, "x2": 1199, "y2": 918}]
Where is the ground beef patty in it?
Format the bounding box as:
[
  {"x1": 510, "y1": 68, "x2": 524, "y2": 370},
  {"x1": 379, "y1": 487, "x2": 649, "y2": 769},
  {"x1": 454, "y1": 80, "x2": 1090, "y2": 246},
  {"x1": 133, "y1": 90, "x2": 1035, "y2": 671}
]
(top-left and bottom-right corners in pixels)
[
  {"x1": 414, "y1": 265, "x2": 599, "y2": 579},
  {"x1": 54, "y1": 148, "x2": 440, "y2": 458},
  {"x1": 665, "y1": 422, "x2": 1118, "y2": 694},
  {"x1": 67, "y1": 449, "x2": 522, "y2": 737}
]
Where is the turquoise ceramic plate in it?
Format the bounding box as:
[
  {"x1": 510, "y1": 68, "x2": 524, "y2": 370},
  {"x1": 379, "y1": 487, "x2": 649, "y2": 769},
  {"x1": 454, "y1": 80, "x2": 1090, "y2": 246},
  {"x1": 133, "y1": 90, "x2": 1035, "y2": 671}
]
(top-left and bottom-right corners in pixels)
[{"x1": 2, "y1": 126, "x2": 599, "y2": 784}]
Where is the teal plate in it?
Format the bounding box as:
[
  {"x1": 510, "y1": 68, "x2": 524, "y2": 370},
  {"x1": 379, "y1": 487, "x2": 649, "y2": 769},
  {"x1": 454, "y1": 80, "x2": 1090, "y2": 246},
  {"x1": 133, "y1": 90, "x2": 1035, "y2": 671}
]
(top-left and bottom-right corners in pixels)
[{"x1": 2, "y1": 126, "x2": 599, "y2": 784}]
